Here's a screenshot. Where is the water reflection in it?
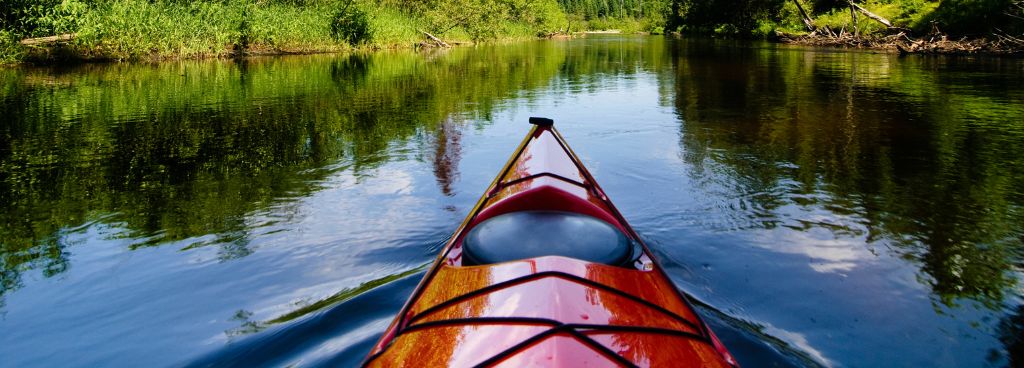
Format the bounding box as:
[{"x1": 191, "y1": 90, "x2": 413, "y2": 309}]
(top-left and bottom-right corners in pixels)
[
  {"x1": 669, "y1": 40, "x2": 1024, "y2": 309},
  {"x1": 0, "y1": 45, "x2": 567, "y2": 305},
  {"x1": 430, "y1": 117, "x2": 464, "y2": 197},
  {"x1": 995, "y1": 304, "x2": 1024, "y2": 366},
  {"x1": 0, "y1": 36, "x2": 1021, "y2": 367}
]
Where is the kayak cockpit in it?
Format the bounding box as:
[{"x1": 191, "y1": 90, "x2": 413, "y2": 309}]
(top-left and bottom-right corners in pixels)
[
  {"x1": 461, "y1": 210, "x2": 639, "y2": 266},
  {"x1": 440, "y1": 125, "x2": 655, "y2": 270}
]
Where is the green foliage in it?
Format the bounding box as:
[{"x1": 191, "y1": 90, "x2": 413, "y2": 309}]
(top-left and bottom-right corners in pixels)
[
  {"x1": 0, "y1": 0, "x2": 1018, "y2": 60},
  {"x1": 514, "y1": 0, "x2": 570, "y2": 32},
  {"x1": 0, "y1": 29, "x2": 21, "y2": 63},
  {"x1": 423, "y1": 0, "x2": 506, "y2": 41},
  {"x1": 671, "y1": 0, "x2": 1022, "y2": 38},
  {"x1": 64, "y1": 0, "x2": 341, "y2": 60},
  {"x1": 558, "y1": 0, "x2": 671, "y2": 33},
  {"x1": 363, "y1": 7, "x2": 424, "y2": 47},
  {"x1": 0, "y1": 0, "x2": 91, "y2": 37},
  {"x1": 558, "y1": 0, "x2": 668, "y2": 20},
  {"x1": 778, "y1": 0, "x2": 1021, "y2": 37},
  {"x1": 669, "y1": 0, "x2": 786, "y2": 36},
  {"x1": 920, "y1": 0, "x2": 1020, "y2": 35},
  {"x1": 585, "y1": 17, "x2": 645, "y2": 32},
  {"x1": 0, "y1": 0, "x2": 597, "y2": 61},
  {"x1": 331, "y1": 3, "x2": 371, "y2": 45},
  {"x1": 808, "y1": 0, "x2": 936, "y2": 34}
]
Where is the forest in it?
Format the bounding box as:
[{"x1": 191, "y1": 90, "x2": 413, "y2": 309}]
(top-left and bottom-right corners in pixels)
[{"x1": 1, "y1": 0, "x2": 1022, "y2": 63}]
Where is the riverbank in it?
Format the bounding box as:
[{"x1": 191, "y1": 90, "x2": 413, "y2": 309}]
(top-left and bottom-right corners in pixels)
[
  {"x1": 774, "y1": 31, "x2": 1024, "y2": 56},
  {"x1": 664, "y1": 0, "x2": 1024, "y2": 56},
  {"x1": 0, "y1": 0, "x2": 552, "y2": 65},
  {"x1": 0, "y1": 0, "x2": 670, "y2": 65},
  {"x1": 779, "y1": 0, "x2": 1024, "y2": 55}
]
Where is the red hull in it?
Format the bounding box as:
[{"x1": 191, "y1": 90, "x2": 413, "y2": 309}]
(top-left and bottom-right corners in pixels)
[{"x1": 364, "y1": 120, "x2": 737, "y2": 367}]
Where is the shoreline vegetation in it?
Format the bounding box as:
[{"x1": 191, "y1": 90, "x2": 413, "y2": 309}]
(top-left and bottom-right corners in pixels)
[
  {"x1": 769, "y1": 0, "x2": 1024, "y2": 55},
  {"x1": 2, "y1": 0, "x2": 1023, "y2": 65},
  {"x1": 669, "y1": 0, "x2": 1024, "y2": 55},
  {"x1": 0, "y1": 0, "x2": 668, "y2": 65}
]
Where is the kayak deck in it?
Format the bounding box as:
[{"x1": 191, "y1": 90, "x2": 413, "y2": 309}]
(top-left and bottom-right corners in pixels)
[{"x1": 364, "y1": 120, "x2": 736, "y2": 367}]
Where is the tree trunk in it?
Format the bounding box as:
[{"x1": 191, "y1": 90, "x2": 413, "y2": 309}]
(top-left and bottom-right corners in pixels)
[
  {"x1": 849, "y1": 1, "x2": 893, "y2": 28},
  {"x1": 419, "y1": 30, "x2": 450, "y2": 47},
  {"x1": 792, "y1": 0, "x2": 815, "y2": 32},
  {"x1": 19, "y1": 33, "x2": 76, "y2": 46},
  {"x1": 849, "y1": 2, "x2": 858, "y2": 37}
]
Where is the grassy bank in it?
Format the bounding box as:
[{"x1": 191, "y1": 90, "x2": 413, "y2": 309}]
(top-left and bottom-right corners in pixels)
[
  {"x1": 0, "y1": 0, "x2": 570, "y2": 63},
  {"x1": 0, "y1": 0, "x2": 679, "y2": 64},
  {"x1": 668, "y1": 0, "x2": 1024, "y2": 43}
]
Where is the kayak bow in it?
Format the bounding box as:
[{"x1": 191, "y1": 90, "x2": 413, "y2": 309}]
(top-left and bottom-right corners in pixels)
[{"x1": 364, "y1": 118, "x2": 738, "y2": 367}]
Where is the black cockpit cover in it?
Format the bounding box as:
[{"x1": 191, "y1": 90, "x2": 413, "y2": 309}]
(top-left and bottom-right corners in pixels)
[{"x1": 462, "y1": 210, "x2": 633, "y2": 266}]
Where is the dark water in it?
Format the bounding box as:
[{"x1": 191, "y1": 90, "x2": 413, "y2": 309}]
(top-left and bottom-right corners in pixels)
[{"x1": 2, "y1": 36, "x2": 1023, "y2": 367}]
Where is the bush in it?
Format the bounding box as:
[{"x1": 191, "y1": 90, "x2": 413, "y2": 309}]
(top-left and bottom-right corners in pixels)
[
  {"x1": 1, "y1": 29, "x2": 22, "y2": 63},
  {"x1": 670, "y1": 0, "x2": 787, "y2": 37},
  {"x1": 0, "y1": 0, "x2": 90, "y2": 37},
  {"x1": 919, "y1": 0, "x2": 1020, "y2": 35},
  {"x1": 330, "y1": 4, "x2": 371, "y2": 45}
]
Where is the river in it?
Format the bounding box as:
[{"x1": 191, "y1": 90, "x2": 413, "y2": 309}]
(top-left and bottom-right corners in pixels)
[{"x1": 1, "y1": 35, "x2": 1022, "y2": 367}]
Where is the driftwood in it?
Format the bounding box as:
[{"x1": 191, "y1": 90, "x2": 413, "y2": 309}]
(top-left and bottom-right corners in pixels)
[
  {"x1": 994, "y1": 29, "x2": 1024, "y2": 46},
  {"x1": 776, "y1": 29, "x2": 1022, "y2": 55},
  {"x1": 792, "y1": 0, "x2": 816, "y2": 32},
  {"x1": 419, "y1": 30, "x2": 450, "y2": 48},
  {"x1": 848, "y1": 1, "x2": 893, "y2": 28},
  {"x1": 19, "y1": 33, "x2": 76, "y2": 46},
  {"x1": 849, "y1": 3, "x2": 858, "y2": 36},
  {"x1": 774, "y1": 0, "x2": 1021, "y2": 55},
  {"x1": 542, "y1": 31, "x2": 576, "y2": 39}
]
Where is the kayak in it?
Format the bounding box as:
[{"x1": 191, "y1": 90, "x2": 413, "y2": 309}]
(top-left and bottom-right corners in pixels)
[{"x1": 363, "y1": 118, "x2": 739, "y2": 367}]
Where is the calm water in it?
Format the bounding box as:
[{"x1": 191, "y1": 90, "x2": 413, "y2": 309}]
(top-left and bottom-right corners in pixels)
[{"x1": 2, "y1": 36, "x2": 1023, "y2": 367}]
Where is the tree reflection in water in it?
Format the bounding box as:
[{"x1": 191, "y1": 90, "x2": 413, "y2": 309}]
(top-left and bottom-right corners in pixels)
[
  {"x1": 0, "y1": 43, "x2": 568, "y2": 305},
  {"x1": 667, "y1": 39, "x2": 1024, "y2": 310}
]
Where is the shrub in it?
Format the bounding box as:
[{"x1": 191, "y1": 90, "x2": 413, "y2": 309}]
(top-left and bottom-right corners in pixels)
[
  {"x1": 919, "y1": 0, "x2": 1019, "y2": 35},
  {"x1": 330, "y1": 4, "x2": 371, "y2": 45},
  {"x1": 0, "y1": 0, "x2": 90, "y2": 37},
  {"x1": 1, "y1": 29, "x2": 22, "y2": 63}
]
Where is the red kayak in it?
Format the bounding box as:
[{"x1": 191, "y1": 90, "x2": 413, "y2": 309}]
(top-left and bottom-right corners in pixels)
[{"x1": 364, "y1": 118, "x2": 738, "y2": 367}]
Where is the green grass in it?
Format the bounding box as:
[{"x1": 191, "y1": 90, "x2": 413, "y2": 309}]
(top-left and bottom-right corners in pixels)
[
  {"x1": 810, "y1": 0, "x2": 930, "y2": 34},
  {"x1": 364, "y1": 7, "x2": 425, "y2": 47},
  {"x1": 69, "y1": 0, "x2": 342, "y2": 60},
  {"x1": 775, "y1": 0, "x2": 972, "y2": 37},
  {"x1": 0, "y1": 0, "x2": 589, "y2": 64},
  {"x1": 1, "y1": 30, "x2": 20, "y2": 64}
]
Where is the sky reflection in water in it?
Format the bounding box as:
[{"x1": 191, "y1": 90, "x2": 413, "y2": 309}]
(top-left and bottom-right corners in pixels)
[{"x1": 1, "y1": 36, "x2": 1022, "y2": 367}]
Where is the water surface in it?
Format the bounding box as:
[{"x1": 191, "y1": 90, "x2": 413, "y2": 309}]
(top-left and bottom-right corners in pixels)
[{"x1": 2, "y1": 36, "x2": 1023, "y2": 367}]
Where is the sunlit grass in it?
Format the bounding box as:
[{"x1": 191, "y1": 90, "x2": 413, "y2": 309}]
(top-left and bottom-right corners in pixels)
[
  {"x1": 365, "y1": 7, "x2": 425, "y2": 48},
  {"x1": 1, "y1": 30, "x2": 20, "y2": 63},
  {"x1": 0, "y1": 0, "x2": 662, "y2": 63},
  {"x1": 68, "y1": 0, "x2": 344, "y2": 60},
  {"x1": 780, "y1": 0, "x2": 943, "y2": 36}
]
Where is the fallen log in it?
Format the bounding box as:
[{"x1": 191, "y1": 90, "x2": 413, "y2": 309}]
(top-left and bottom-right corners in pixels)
[
  {"x1": 848, "y1": 1, "x2": 893, "y2": 28},
  {"x1": 792, "y1": 0, "x2": 816, "y2": 31},
  {"x1": 419, "y1": 30, "x2": 450, "y2": 48},
  {"x1": 19, "y1": 33, "x2": 76, "y2": 46},
  {"x1": 777, "y1": 29, "x2": 1023, "y2": 55},
  {"x1": 849, "y1": 2, "x2": 859, "y2": 37}
]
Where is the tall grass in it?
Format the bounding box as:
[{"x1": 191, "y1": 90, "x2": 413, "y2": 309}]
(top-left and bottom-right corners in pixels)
[
  {"x1": 1, "y1": 30, "x2": 20, "y2": 63},
  {"x1": 808, "y1": 0, "x2": 941, "y2": 35},
  {"x1": 69, "y1": 0, "x2": 344, "y2": 60},
  {"x1": 773, "y1": 0, "x2": 1010, "y2": 37},
  {"x1": 0, "y1": 0, "x2": 662, "y2": 64}
]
